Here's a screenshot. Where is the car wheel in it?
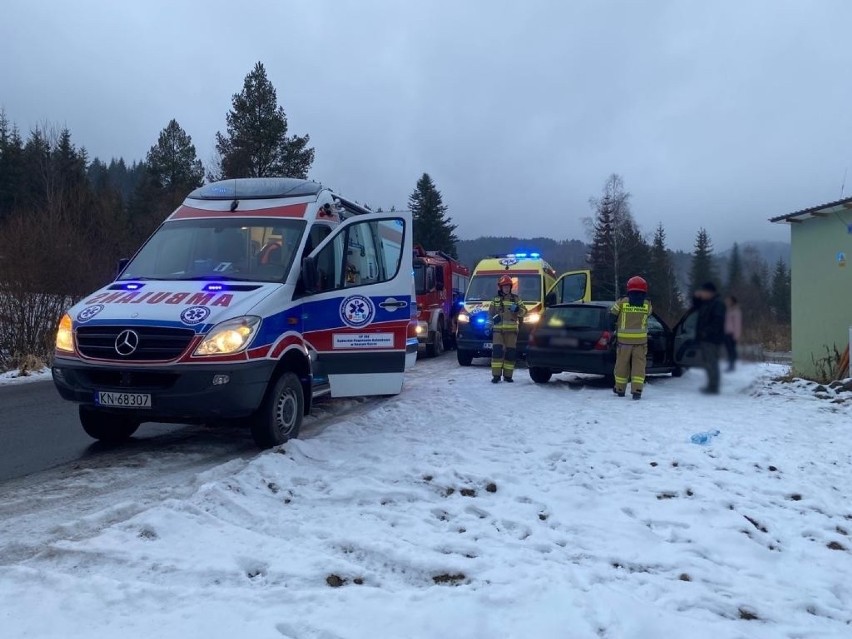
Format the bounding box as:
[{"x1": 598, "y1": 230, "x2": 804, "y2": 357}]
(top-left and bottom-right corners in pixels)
[
  {"x1": 79, "y1": 405, "x2": 139, "y2": 442},
  {"x1": 250, "y1": 371, "x2": 304, "y2": 448},
  {"x1": 457, "y1": 349, "x2": 474, "y2": 367},
  {"x1": 529, "y1": 367, "x2": 553, "y2": 384}
]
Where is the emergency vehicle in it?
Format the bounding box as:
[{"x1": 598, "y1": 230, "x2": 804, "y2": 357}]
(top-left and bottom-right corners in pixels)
[
  {"x1": 52, "y1": 177, "x2": 416, "y2": 448},
  {"x1": 413, "y1": 246, "x2": 470, "y2": 357},
  {"x1": 455, "y1": 253, "x2": 590, "y2": 365}
]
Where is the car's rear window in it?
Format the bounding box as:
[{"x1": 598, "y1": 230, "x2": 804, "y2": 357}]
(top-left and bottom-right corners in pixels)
[{"x1": 544, "y1": 306, "x2": 607, "y2": 329}]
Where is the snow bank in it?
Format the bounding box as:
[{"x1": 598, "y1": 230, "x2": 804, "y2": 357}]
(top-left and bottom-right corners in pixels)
[
  {"x1": 0, "y1": 366, "x2": 51, "y2": 386},
  {"x1": 1, "y1": 361, "x2": 851, "y2": 638}
]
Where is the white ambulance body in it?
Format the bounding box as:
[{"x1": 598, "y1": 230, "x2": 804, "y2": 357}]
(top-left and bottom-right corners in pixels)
[{"x1": 52, "y1": 178, "x2": 416, "y2": 448}]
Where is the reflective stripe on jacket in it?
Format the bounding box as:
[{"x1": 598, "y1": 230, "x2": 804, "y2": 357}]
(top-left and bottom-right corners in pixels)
[
  {"x1": 491, "y1": 293, "x2": 526, "y2": 331},
  {"x1": 610, "y1": 298, "x2": 652, "y2": 344}
]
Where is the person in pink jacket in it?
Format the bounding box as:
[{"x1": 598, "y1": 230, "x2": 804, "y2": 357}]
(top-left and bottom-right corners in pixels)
[{"x1": 724, "y1": 295, "x2": 742, "y2": 371}]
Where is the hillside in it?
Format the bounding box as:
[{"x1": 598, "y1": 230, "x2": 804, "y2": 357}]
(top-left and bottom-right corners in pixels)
[{"x1": 457, "y1": 237, "x2": 789, "y2": 292}]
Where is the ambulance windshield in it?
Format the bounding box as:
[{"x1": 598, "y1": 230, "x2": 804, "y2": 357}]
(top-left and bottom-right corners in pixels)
[
  {"x1": 119, "y1": 218, "x2": 306, "y2": 283},
  {"x1": 466, "y1": 274, "x2": 541, "y2": 302}
]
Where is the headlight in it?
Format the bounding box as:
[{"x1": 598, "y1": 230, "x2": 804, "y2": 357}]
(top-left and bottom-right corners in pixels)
[
  {"x1": 194, "y1": 316, "x2": 261, "y2": 356},
  {"x1": 457, "y1": 312, "x2": 470, "y2": 323},
  {"x1": 56, "y1": 314, "x2": 74, "y2": 352},
  {"x1": 523, "y1": 312, "x2": 541, "y2": 324}
]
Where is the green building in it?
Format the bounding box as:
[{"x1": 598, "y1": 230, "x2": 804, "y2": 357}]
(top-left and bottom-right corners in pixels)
[{"x1": 771, "y1": 197, "x2": 852, "y2": 379}]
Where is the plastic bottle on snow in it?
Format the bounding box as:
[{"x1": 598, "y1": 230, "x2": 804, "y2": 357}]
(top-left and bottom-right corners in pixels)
[{"x1": 690, "y1": 430, "x2": 720, "y2": 445}]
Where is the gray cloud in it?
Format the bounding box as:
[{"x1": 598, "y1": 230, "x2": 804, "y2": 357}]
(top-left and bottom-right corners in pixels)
[{"x1": 2, "y1": 0, "x2": 850, "y2": 250}]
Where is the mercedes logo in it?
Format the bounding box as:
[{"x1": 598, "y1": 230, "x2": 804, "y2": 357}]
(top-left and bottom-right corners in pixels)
[{"x1": 114, "y1": 329, "x2": 140, "y2": 356}]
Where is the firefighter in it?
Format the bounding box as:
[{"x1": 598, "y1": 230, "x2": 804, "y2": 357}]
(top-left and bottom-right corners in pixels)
[
  {"x1": 490, "y1": 274, "x2": 526, "y2": 383},
  {"x1": 610, "y1": 276, "x2": 652, "y2": 399}
]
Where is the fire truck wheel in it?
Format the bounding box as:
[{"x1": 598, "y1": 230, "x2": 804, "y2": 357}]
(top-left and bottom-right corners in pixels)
[
  {"x1": 79, "y1": 406, "x2": 140, "y2": 442},
  {"x1": 251, "y1": 371, "x2": 303, "y2": 448},
  {"x1": 426, "y1": 325, "x2": 444, "y2": 357},
  {"x1": 457, "y1": 349, "x2": 474, "y2": 367}
]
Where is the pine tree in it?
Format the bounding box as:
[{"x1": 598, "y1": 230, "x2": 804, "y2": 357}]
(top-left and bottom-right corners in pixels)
[
  {"x1": 145, "y1": 119, "x2": 204, "y2": 192},
  {"x1": 409, "y1": 173, "x2": 458, "y2": 257},
  {"x1": 213, "y1": 61, "x2": 314, "y2": 179},
  {"x1": 129, "y1": 120, "x2": 205, "y2": 240},
  {"x1": 587, "y1": 174, "x2": 647, "y2": 298},
  {"x1": 689, "y1": 228, "x2": 719, "y2": 293},
  {"x1": 646, "y1": 224, "x2": 682, "y2": 323},
  {"x1": 770, "y1": 258, "x2": 791, "y2": 323},
  {"x1": 727, "y1": 242, "x2": 743, "y2": 294},
  {"x1": 0, "y1": 111, "x2": 25, "y2": 220}
]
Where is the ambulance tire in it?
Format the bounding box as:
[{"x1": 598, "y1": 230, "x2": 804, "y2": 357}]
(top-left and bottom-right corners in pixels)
[
  {"x1": 529, "y1": 367, "x2": 553, "y2": 384},
  {"x1": 79, "y1": 406, "x2": 139, "y2": 442},
  {"x1": 457, "y1": 349, "x2": 474, "y2": 367},
  {"x1": 251, "y1": 371, "x2": 304, "y2": 448}
]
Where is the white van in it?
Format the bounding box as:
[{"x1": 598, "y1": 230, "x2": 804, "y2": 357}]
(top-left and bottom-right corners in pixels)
[{"x1": 52, "y1": 178, "x2": 416, "y2": 448}]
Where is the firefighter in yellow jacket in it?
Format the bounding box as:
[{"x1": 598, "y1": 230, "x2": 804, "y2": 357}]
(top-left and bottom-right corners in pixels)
[
  {"x1": 491, "y1": 274, "x2": 526, "y2": 383},
  {"x1": 610, "y1": 276, "x2": 652, "y2": 399}
]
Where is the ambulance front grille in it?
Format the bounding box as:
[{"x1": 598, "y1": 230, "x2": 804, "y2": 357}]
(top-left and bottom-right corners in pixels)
[{"x1": 76, "y1": 326, "x2": 196, "y2": 361}]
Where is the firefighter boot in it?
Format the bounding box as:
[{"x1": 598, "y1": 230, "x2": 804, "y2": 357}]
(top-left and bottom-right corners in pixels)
[
  {"x1": 632, "y1": 391, "x2": 642, "y2": 401},
  {"x1": 491, "y1": 376, "x2": 501, "y2": 384}
]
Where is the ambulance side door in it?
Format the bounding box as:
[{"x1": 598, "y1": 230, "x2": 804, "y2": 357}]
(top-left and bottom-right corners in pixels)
[
  {"x1": 300, "y1": 212, "x2": 413, "y2": 397},
  {"x1": 546, "y1": 270, "x2": 592, "y2": 306}
]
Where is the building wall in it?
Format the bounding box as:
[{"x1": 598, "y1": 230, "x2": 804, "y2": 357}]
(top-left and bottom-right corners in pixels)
[{"x1": 791, "y1": 214, "x2": 852, "y2": 378}]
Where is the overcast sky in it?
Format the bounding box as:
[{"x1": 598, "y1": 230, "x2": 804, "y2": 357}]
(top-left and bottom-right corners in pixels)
[{"x1": 2, "y1": 0, "x2": 850, "y2": 251}]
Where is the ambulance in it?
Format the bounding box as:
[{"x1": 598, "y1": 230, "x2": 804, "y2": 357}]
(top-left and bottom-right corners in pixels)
[
  {"x1": 455, "y1": 253, "x2": 590, "y2": 365},
  {"x1": 52, "y1": 178, "x2": 416, "y2": 448}
]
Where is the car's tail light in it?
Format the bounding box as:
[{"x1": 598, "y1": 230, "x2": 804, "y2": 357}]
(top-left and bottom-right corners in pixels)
[{"x1": 594, "y1": 330, "x2": 612, "y2": 350}]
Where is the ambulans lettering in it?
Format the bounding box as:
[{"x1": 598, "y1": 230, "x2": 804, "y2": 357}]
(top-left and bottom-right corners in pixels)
[
  {"x1": 186, "y1": 293, "x2": 215, "y2": 306},
  {"x1": 211, "y1": 294, "x2": 233, "y2": 307},
  {"x1": 84, "y1": 291, "x2": 234, "y2": 307}
]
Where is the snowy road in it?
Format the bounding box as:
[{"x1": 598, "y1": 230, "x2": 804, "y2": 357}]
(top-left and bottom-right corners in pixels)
[{"x1": 1, "y1": 357, "x2": 851, "y2": 638}]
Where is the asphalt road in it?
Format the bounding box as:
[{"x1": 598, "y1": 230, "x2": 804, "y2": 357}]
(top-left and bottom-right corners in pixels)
[{"x1": 0, "y1": 380, "x2": 189, "y2": 483}]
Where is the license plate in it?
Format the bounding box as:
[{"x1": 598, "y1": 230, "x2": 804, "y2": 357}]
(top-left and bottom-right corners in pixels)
[
  {"x1": 483, "y1": 343, "x2": 492, "y2": 349},
  {"x1": 552, "y1": 337, "x2": 579, "y2": 347},
  {"x1": 96, "y1": 391, "x2": 151, "y2": 408}
]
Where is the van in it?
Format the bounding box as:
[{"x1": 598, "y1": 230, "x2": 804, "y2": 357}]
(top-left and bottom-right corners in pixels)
[
  {"x1": 455, "y1": 253, "x2": 590, "y2": 365},
  {"x1": 52, "y1": 178, "x2": 415, "y2": 448}
]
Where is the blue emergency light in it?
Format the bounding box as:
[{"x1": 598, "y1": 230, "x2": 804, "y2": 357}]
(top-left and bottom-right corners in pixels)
[
  {"x1": 119, "y1": 282, "x2": 142, "y2": 290},
  {"x1": 203, "y1": 283, "x2": 225, "y2": 292}
]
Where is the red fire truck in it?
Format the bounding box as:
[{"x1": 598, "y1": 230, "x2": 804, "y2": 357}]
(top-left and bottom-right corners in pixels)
[{"x1": 413, "y1": 246, "x2": 470, "y2": 357}]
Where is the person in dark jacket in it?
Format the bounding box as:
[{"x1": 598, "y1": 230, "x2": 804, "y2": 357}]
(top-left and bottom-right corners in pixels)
[{"x1": 692, "y1": 282, "x2": 727, "y2": 394}]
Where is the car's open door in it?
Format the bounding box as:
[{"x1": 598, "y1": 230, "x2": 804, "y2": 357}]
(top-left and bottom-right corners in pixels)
[
  {"x1": 672, "y1": 310, "x2": 703, "y2": 367},
  {"x1": 546, "y1": 270, "x2": 591, "y2": 306},
  {"x1": 300, "y1": 212, "x2": 413, "y2": 397}
]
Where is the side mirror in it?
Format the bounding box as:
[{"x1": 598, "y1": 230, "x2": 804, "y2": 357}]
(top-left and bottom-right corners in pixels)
[
  {"x1": 116, "y1": 258, "x2": 130, "y2": 278},
  {"x1": 435, "y1": 280, "x2": 445, "y2": 291},
  {"x1": 301, "y1": 256, "x2": 319, "y2": 292}
]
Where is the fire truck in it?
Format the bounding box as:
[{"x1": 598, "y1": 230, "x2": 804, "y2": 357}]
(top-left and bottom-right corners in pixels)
[{"x1": 413, "y1": 246, "x2": 470, "y2": 357}]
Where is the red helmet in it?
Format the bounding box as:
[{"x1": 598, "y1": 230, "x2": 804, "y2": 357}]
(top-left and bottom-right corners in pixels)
[
  {"x1": 626, "y1": 276, "x2": 648, "y2": 293},
  {"x1": 498, "y1": 275, "x2": 513, "y2": 288}
]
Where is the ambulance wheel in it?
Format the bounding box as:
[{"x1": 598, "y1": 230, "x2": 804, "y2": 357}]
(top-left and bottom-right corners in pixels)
[
  {"x1": 79, "y1": 406, "x2": 139, "y2": 442},
  {"x1": 457, "y1": 349, "x2": 474, "y2": 367},
  {"x1": 529, "y1": 367, "x2": 553, "y2": 384},
  {"x1": 251, "y1": 372, "x2": 303, "y2": 448}
]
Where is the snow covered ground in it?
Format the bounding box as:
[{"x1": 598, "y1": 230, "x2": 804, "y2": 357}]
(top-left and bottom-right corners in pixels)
[
  {"x1": 0, "y1": 366, "x2": 51, "y2": 386},
  {"x1": 1, "y1": 359, "x2": 851, "y2": 638}
]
